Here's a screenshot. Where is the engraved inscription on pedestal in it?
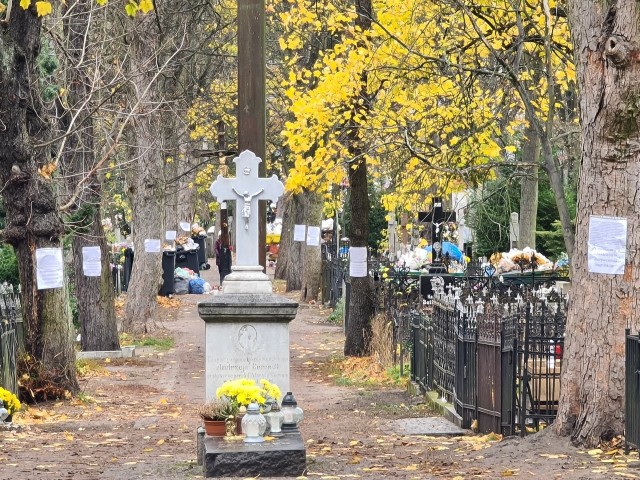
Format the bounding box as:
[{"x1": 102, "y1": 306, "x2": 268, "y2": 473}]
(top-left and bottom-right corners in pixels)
[{"x1": 205, "y1": 321, "x2": 290, "y2": 401}]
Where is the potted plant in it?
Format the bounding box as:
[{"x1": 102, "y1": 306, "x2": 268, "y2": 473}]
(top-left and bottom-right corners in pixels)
[
  {"x1": 216, "y1": 378, "x2": 281, "y2": 409},
  {"x1": 216, "y1": 378, "x2": 281, "y2": 434},
  {"x1": 197, "y1": 398, "x2": 236, "y2": 436},
  {"x1": 0, "y1": 387, "x2": 21, "y2": 423}
]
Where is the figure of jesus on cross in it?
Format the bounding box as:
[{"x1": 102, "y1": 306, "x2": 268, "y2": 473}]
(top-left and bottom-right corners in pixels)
[
  {"x1": 209, "y1": 150, "x2": 284, "y2": 268},
  {"x1": 232, "y1": 187, "x2": 264, "y2": 230}
]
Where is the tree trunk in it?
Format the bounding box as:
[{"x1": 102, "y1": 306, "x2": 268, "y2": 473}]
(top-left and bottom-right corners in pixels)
[
  {"x1": 519, "y1": 118, "x2": 539, "y2": 250},
  {"x1": 299, "y1": 190, "x2": 323, "y2": 302},
  {"x1": 164, "y1": 116, "x2": 196, "y2": 230},
  {"x1": 61, "y1": 0, "x2": 119, "y2": 352},
  {"x1": 0, "y1": 4, "x2": 78, "y2": 392},
  {"x1": 554, "y1": 1, "x2": 640, "y2": 446},
  {"x1": 176, "y1": 149, "x2": 197, "y2": 225},
  {"x1": 72, "y1": 214, "x2": 120, "y2": 351},
  {"x1": 122, "y1": 14, "x2": 165, "y2": 333},
  {"x1": 344, "y1": 154, "x2": 373, "y2": 356},
  {"x1": 275, "y1": 192, "x2": 304, "y2": 291},
  {"x1": 344, "y1": 0, "x2": 374, "y2": 357},
  {"x1": 540, "y1": 137, "x2": 575, "y2": 258}
]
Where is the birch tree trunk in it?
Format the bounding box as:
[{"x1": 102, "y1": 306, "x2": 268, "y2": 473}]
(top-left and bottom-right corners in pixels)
[
  {"x1": 554, "y1": 0, "x2": 640, "y2": 446},
  {"x1": 0, "y1": 2, "x2": 78, "y2": 392}
]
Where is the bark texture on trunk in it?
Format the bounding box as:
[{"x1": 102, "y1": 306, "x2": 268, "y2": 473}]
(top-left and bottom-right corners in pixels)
[
  {"x1": 344, "y1": 154, "x2": 373, "y2": 356},
  {"x1": 299, "y1": 190, "x2": 323, "y2": 302},
  {"x1": 72, "y1": 218, "x2": 120, "y2": 352},
  {"x1": 122, "y1": 14, "x2": 165, "y2": 333},
  {"x1": 344, "y1": 0, "x2": 374, "y2": 357},
  {"x1": 0, "y1": 4, "x2": 78, "y2": 392},
  {"x1": 554, "y1": 1, "x2": 640, "y2": 446},
  {"x1": 275, "y1": 193, "x2": 304, "y2": 291},
  {"x1": 61, "y1": 0, "x2": 119, "y2": 352},
  {"x1": 519, "y1": 118, "x2": 539, "y2": 250}
]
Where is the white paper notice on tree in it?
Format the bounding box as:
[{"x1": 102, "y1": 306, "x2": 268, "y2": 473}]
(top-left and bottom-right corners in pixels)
[
  {"x1": 350, "y1": 261, "x2": 368, "y2": 278},
  {"x1": 179, "y1": 222, "x2": 191, "y2": 232},
  {"x1": 293, "y1": 224, "x2": 306, "y2": 242},
  {"x1": 349, "y1": 247, "x2": 367, "y2": 263},
  {"x1": 588, "y1": 215, "x2": 627, "y2": 275},
  {"x1": 165, "y1": 230, "x2": 177, "y2": 241},
  {"x1": 82, "y1": 246, "x2": 102, "y2": 277},
  {"x1": 350, "y1": 247, "x2": 368, "y2": 277},
  {"x1": 144, "y1": 239, "x2": 162, "y2": 253},
  {"x1": 36, "y1": 248, "x2": 64, "y2": 290},
  {"x1": 306, "y1": 226, "x2": 321, "y2": 246}
]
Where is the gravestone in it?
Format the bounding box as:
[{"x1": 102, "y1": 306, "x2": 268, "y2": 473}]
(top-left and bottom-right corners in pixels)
[
  {"x1": 418, "y1": 197, "x2": 457, "y2": 269},
  {"x1": 199, "y1": 151, "x2": 303, "y2": 478},
  {"x1": 200, "y1": 150, "x2": 299, "y2": 399}
]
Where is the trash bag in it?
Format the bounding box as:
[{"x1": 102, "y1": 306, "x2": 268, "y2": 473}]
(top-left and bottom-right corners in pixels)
[
  {"x1": 174, "y1": 267, "x2": 191, "y2": 279},
  {"x1": 189, "y1": 277, "x2": 206, "y2": 294},
  {"x1": 174, "y1": 277, "x2": 189, "y2": 295}
]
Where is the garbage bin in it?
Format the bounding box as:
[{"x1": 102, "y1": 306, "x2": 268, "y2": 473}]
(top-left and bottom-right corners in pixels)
[
  {"x1": 123, "y1": 248, "x2": 134, "y2": 292},
  {"x1": 218, "y1": 246, "x2": 232, "y2": 283},
  {"x1": 191, "y1": 234, "x2": 210, "y2": 270},
  {"x1": 159, "y1": 251, "x2": 176, "y2": 296},
  {"x1": 175, "y1": 248, "x2": 200, "y2": 274},
  {"x1": 112, "y1": 264, "x2": 123, "y2": 294}
]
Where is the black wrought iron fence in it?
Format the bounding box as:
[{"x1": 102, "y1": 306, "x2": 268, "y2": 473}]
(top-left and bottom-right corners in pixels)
[
  {"x1": 379, "y1": 265, "x2": 420, "y2": 377},
  {"x1": 321, "y1": 244, "x2": 347, "y2": 308},
  {"x1": 411, "y1": 273, "x2": 567, "y2": 436},
  {"x1": 626, "y1": 330, "x2": 640, "y2": 452},
  {"x1": 501, "y1": 288, "x2": 566, "y2": 436},
  {"x1": 0, "y1": 285, "x2": 22, "y2": 395}
]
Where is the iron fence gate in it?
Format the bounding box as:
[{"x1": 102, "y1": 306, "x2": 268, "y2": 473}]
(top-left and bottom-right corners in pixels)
[
  {"x1": 411, "y1": 273, "x2": 567, "y2": 436},
  {"x1": 411, "y1": 312, "x2": 432, "y2": 392},
  {"x1": 321, "y1": 244, "x2": 346, "y2": 308},
  {"x1": 476, "y1": 302, "x2": 504, "y2": 435},
  {"x1": 626, "y1": 330, "x2": 640, "y2": 452}
]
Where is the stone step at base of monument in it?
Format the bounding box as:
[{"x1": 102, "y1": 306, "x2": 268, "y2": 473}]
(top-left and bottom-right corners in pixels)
[{"x1": 203, "y1": 431, "x2": 306, "y2": 478}]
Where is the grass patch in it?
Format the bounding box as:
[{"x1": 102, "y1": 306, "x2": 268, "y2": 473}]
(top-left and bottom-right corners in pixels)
[
  {"x1": 324, "y1": 354, "x2": 409, "y2": 387},
  {"x1": 120, "y1": 331, "x2": 175, "y2": 351},
  {"x1": 76, "y1": 391, "x2": 95, "y2": 404},
  {"x1": 327, "y1": 297, "x2": 344, "y2": 325},
  {"x1": 386, "y1": 363, "x2": 411, "y2": 384},
  {"x1": 76, "y1": 358, "x2": 106, "y2": 377}
]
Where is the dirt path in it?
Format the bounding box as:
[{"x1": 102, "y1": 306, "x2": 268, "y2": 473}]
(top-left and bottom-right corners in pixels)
[{"x1": 1, "y1": 267, "x2": 638, "y2": 479}]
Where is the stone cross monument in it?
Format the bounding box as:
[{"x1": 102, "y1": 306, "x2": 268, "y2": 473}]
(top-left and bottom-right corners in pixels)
[
  {"x1": 209, "y1": 150, "x2": 284, "y2": 268},
  {"x1": 209, "y1": 150, "x2": 284, "y2": 294},
  {"x1": 199, "y1": 149, "x2": 298, "y2": 401}
]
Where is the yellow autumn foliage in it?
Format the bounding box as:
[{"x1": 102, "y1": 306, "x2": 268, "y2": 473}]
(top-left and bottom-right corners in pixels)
[{"x1": 274, "y1": 0, "x2": 573, "y2": 212}]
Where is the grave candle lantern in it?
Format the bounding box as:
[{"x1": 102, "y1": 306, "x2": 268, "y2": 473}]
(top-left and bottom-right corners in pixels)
[
  {"x1": 280, "y1": 391, "x2": 304, "y2": 432},
  {"x1": 241, "y1": 402, "x2": 267, "y2": 443},
  {"x1": 264, "y1": 401, "x2": 284, "y2": 436}
]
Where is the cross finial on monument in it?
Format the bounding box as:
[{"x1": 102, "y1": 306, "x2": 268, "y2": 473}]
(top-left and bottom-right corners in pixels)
[{"x1": 209, "y1": 150, "x2": 284, "y2": 268}]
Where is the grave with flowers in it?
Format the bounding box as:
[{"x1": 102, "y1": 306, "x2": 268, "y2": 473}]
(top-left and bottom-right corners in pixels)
[{"x1": 197, "y1": 151, "x2": 305, "y2": 478}]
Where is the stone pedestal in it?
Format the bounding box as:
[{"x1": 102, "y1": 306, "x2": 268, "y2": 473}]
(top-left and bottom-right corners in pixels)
[
  {"x1": 203, "y1": 432, "x2": 306, "y2": 478},
  {"x1": 198, "y1": 266, "x2": 298, "y2": 400}
]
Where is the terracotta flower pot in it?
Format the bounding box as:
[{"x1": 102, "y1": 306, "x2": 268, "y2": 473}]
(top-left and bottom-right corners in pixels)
[{"x1": 203, "y1": 419, "x2": 226, "y2": 437}]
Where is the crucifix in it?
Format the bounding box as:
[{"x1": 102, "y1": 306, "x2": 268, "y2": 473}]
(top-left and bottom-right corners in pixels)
[
  {"x1": 209, "y1": 150, "x2": 284, "y2": 268},
  {"x1": 418, "y1": 197, "x2": 457, "y2": 263}
]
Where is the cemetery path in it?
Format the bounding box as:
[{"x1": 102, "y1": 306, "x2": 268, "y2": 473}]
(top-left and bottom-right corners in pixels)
[{"x1": 1, "y1": 266, "x2": 638, "y2": 479}]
